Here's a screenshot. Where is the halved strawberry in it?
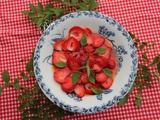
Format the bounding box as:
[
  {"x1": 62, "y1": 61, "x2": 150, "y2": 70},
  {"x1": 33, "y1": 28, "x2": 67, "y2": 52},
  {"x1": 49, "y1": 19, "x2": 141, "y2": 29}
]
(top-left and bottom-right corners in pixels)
[
  {"x1": 95, "y1": 72, "x2": 108, "y2": 83},
  {"x1": 74, "y1": 84, "x2": 85, "y2": 97},
  {"x1": 69, "y1": 26, "x2": 86, "y2": 41},
  {"x1": 86, "y1": 35, "x2": 95, "y2": 45},
  {"x1": 101, "y1": 77, "x2": 113, "y2": 89},
  {"x1": 94, "y1": 55, "x2": 107, "y2": 68},
  {"x1": 61, "y1": 76, "x2": 76, "y2": 92},
  {"x1": 84, "y1": 28, "x2": 92, "y2": 35},
  {"x1": 92, "y1": 34, "x2": 105, "y2": 47},
  {"x1": 54, "y1": 39, "x2": 65, "y2": 51},
  {"x1": 80, "y1": 73, "x2": 88, "y2": 84},
  {"x1": 67, "y1": 56, "x2": 80, "y2": 71},
  {"x1": 91, "y1": 62, "x2": 102, "y2": 73},
  {"x1": 54, "y1": 67, "x2": 70, "y2": 83},
  {"x1": 62, "y1": 37, "x2": 80, "y2": 52},
  {"x1": 83, "y1": 45, "x2": 95, "y2": 53},
  {"x1": 107, "y1": 59, "x2": 116, "y2": 69},
  {"x1": 84, "y1": 82, "x2": 99, "y2": 95},
  {"x1": 100, "y1": 46, "x2": 112, "y2": 60},
  {"x1": 52, "y1": 51, "x2": 67, "y2": 65}
]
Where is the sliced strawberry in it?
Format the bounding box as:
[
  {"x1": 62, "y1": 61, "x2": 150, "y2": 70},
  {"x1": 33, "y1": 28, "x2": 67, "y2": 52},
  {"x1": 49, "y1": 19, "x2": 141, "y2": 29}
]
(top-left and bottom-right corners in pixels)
[
  {"x1": 69, "y1": 26, "x2": 86, "y2": 41},
  {"x1": 100, "y1": 47, "x2": 112, "y2": 60},
  {"x1": 84, "y1": 82, "x2": 99, "y2": 95},
  {"x1": 107, "y1": 59, "x2": 116, "y2": 69},
  {"x1": 83, "y1": 45, "x2": 95, "y2": 53},
  {"x1": 80, "y1": 73, "x2": 88, "y2": 84},
  {"x1": 92, "y1": 34, "x2": 105, "y2": 47},
  {"x1": 54, "y1": 39, "x2": 65, "y2": 51},
  {"x1": 67, "y1": 56, "x2": 80, "y2": 71},
  {"x1": 101, "y1": 77, "x2": 113, "y2": 89},
  {"x1": 95, "y1": 72, "x2": 108, "y2": 83},
  {"x1": 54, "y1": 67, "x2": 70, "y2": 83},
  {"x1": 74, "y1": 85, "x2": 85, "y2": 97},
  {"x1": 78, "y1": 54, "x2": 88, "y2": 66},
  {"x1": 91, "y1": 62, "x2": 102, "y2": 73},
  {"x1": 62, "y1": 37, "x2": 80, "y2": 52},
  {"x1": 61, "y1": 76, "x2": 76, "y2": 92},
  {"x1": 95, "y1": 55, "x2": 108, "y2": 68},
  {"x1": 86, "y1": 35, "x2": 95, "y2": 45},
  {"x1": 79, "y1": 48, "x2": 85, "y2": 55},
  {"x1": 52, "y1": 51, "x2": 67, "y2": 65},
  {"x1": 84, "y1": 28, "x2": 92, "y2": 35}
]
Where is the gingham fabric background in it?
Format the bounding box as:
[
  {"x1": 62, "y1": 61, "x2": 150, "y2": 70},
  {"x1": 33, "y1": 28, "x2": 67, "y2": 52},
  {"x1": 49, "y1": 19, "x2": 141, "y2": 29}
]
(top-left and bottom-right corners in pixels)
[{"x1": 0, "y1": 0, "x2": 160, "y2": 120}]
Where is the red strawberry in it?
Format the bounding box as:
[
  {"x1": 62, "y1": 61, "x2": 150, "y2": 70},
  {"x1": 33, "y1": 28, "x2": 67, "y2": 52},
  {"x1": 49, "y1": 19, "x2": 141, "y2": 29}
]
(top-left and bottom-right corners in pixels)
[
  {"x1": 69, "y1": 26, "x2": 86, "y2": 41},
  {"x1": 61, "y1": 76, "x2": 76, "y2": 92},
  {"x1": 84, "y1": 28, "x2": 92, "y2": 35},
  {"x1": 95, "y1": 72, "x2": 108, "y2": 83},
  {"x1": 95, "y1": 55, "x2": 108, "y2": 68},
  {"x1": 86, "y1": 35, "x2": 95, "y2": 45},
  {"x1": 101, "y1": 77, "x2": 113, "y2": 89},
  {"x1": 79, "y1": 48, "x2": 85, "y2": 55},
  {"x1": 62, "y1": 37, "x2": 80, "y2": 52},
  {"x1": 84, "y1": 82, "x2": 99, "y2": 95},
  {"x1": 78, "y1": 54, "x2": 88, "y2": 66},
  {"x1": 107, "y1": 59, "x2": 116, "y2": 69},
  {"x1": 80, "y1": 73, "x2": 88, "y2": 84},
  {"x1": 52, "y1": 51, "x2": 67, "y2": 65},
  {"x1": 91, "y1": 62, "x2": 102, "y2": 72},
  {"x1": 92, "y1": 34, "x2": 105, "y2": 47},
  {"x1": 84, "y1": 45, "x2": 95, "y2": 53},
  {"x1": 54, "y1": 67, "x2": 70, "y2": 83},
  {"x1": 100, "y1": 46, "x2": 112, "y2": 60},
  {"x1": 67, "y1": 56, "x2": 80, "y2": 71},
  {"x1": 74, "y1": 85, "x2": 86, "y2": 97},
  {"x1": 54, "y1": 39, "x2": 65, "y2": 51}
]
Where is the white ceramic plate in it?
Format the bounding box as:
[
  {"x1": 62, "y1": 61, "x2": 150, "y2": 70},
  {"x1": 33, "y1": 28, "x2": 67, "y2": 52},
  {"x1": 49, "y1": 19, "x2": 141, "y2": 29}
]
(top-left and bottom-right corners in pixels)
[{"x1": 34, "y1": 11, "x2": 138, "y2": 113}]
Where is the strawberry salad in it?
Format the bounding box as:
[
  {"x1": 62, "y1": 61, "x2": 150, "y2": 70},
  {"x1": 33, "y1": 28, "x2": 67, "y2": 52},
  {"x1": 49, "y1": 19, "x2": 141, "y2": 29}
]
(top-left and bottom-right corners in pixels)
[{"x1": 52, "y1": 26, "x2": 118, "y2": 98}]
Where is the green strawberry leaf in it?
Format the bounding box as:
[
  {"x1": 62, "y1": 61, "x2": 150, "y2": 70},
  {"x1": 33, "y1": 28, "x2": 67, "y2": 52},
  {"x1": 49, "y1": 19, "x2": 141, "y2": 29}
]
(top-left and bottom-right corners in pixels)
[
  {"x1": 89, "y1": 0, "x2": 98, "y2": 10},
  {"x1": 90, "y1": 87, "x2": 103, "y2": 94},
  {"x1": 88, "y1": 72, "x2": 95, "y2": 84},
  {"x1": 72, "y1": 72, "x2": 81, "y2": 85},
  {"x1": 103, "y1": 68, "x2": 112, "y2": 77},
  {"x1": 118, "y1": 94, "x2": 128, "y2": 105},
  {"x1": 55, "y1": 61, "x2": 66, "y2": 68},
  {"x1": 95, "y1": 48, "x2": 107, "y2": 54},
  {"x1": 150, "y1": 56, "x2": 159, "y2": 66},
  {"x1": 80, "y1": 33, "x2": 87, "y2": 47},
  {"x1": 0, "y1": 86, "x2": 2, "y2": 95}
]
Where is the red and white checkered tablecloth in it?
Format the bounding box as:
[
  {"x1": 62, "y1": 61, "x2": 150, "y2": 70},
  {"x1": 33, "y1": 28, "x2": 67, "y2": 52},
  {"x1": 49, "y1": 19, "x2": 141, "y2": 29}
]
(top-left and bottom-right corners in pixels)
[{"x1": 0, "y1": 0, "x2": 160, "y2": 120}]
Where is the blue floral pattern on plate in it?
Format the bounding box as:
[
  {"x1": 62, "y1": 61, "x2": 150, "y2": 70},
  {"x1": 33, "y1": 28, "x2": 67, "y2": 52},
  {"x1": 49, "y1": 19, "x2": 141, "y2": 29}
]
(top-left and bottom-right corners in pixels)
[{"x1": 34, "y1": 11, "x2": 138, "y2": 113}]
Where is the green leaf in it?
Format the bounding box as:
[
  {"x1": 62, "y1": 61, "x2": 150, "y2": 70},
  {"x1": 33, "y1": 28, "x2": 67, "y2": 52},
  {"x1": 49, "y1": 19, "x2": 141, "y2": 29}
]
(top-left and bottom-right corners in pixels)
[
  {"x1": 63, "y1": 1, "x2": 71, "y2": 6},
  {"x1": 29, "y1": 3, "x2": 36, "y2": 13},
  {"x1": 142, "y1": 76, "x2": 151, "y2": 81},
  {"x1": 103, "y1": 68, "x2": 112, "y2": 77},
  {"x1": 37, "y1": 107, "x2": 43, "y2": 115},
  {"x1": 46, "y1": 3, "x2": 54, "y2": 12},
  {"x1": 42, "y1": 112, "x2": 49, "y2": 120},
  {"x1": 29, "y1": 108, "x2": 37, "y2": 114},
  {"x1": 2, "y1": 70, "x2": 10, "y2": 83},
  {"x1": 71, "y1": 0, "x2": 78, "y2": 6},
  {"x1": 48, "y1": 105, "x2": 59, "y2": 112},
  {"x1": 158, "y1": 62, "x2": 160, "y2": 73},
  {"x1": 55, "y1": 61, "x2": 66, "y2": 68},
  {"x1": 86, "y1": 58, "x2": 90, "y2": 77},
  {"x1": 118, "y1": 94, "x2": 128, "y2": 105},
  {"x1": 72, "y1": 72, "x2": 81, "y2": 85},
  {"x1": 18, "y1": 102, "x2": 29, "y2": 110},
  {"x1": 82, "y1": 0, "x2": 89, "y2": 4},
  {"x1": 78, "y1": 66, "x2": 87, "y2": 70},
  {"x1": 31, "y1": 17, "x2": 38, "y2": 23},
  {"x1": 53, "y1": 109, "x2": 65, "y2": 118},
  {"x1": 135, "y1": 93, "x2": 142, "y2": 107},
  {"x1": 37, "y1": 18, "x2": 44, "y2": 26},
  {"x1": 150, "y1": 56, "x2": 159, "y2": 66},
  {"x1": 26, "y1": 60, "x2": 33, "y2": 72},
  {"x1": 18, "y1": 95, "x2": 23, "y2": 101},
  {"x1": 29, "y1": 71, "x2": 35, "y2": 76},
  {"x1": 135, "y1": 76, "x2": 142, "y2": 81},
  {"x1": 14, "y1": 77, "x2": 20, "y2": 84},
  {"x1": 154, "y1": 72, "x2": 160, "y2": 84},
  {"x1": 20, "y1": 71, "x2": 25, "y2": 77},
  {"x1": 50, "y1": 8, "x2": 63, "y2": 17},
  {"x1": 80, "y1": 33, "x2": 87, "y2": 47},
  {"x1": 88, "y1": 72, "x2": 95, "y2": 84},
  {"x1": 95, "y1": 48, "x2": 107, "y2": 54},
  {"x1": 129, "y1": 84, "x2": 135, "y2": 93},
  {"x1": 38, "y1": 2, "x2": 44, "y2": 17},
  {"x1": 139, "y1": 45, "x2": 144, "y2": 50},
  {"x1": 33, "y1": 87, "x2": 39, "y2": 93},
  {"x1": 142, "y1": 70, "x2": 151, "y2": 76},
  {"x1": 142, "y1": 42, "x2": 148, "y2": 46},
  {"x1": 23, "y1": 76, "x2": 29, "y2": 80},
  {"x1": 89, "y1": 0, "x2": 98, "y2": 10},
  {"x1": 21, "y1": 109, "x2": 29, "y2": 117},
  {"x1": 142, "y1": 53, "x2": 149, "y2": 62},
  {"x1": 79, "y1": 2, "x2": 88, "y2": 10},
  {"x1": 13, "y1": 83, "x2": 21, "y2": 90},
  {"x1": 128, "y1": 31, "x2": 135, "y2": 39},
  {"x1": 30, "y1": 117, "x2": 41, "y2": 120},
  {"x1": 135, "y1": 39, "x2": 140, "y2": 42},
  {"x1": 21, "y1": 10, "x2": 30, "y2": 16},
  {"x1": 90, "y1": 87, "x2": 103, "y2": 94},
  {"x1": 54, "y1": 0, "x2": 63, "y2": 2},
  {"x1": 0, "y1": 86, "x2": 2, "y2": 95}
]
